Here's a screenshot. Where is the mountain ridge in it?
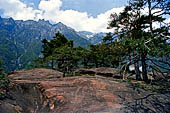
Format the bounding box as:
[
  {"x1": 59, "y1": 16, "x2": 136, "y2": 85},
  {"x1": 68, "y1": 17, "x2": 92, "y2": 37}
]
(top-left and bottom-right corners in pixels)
[
  {"x1": 0, "y1": 17, "x2": 91, "y2": 72},
  {"x1": 0, "y1": 16, "x2": 108, "y2": 72}
]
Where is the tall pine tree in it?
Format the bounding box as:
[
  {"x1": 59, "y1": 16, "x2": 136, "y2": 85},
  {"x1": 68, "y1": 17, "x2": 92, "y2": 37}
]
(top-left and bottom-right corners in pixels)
[
  {"x1": 108, "y1": 0, "x2": 170, "y2": 82},
  {"x1": 41, "y1": 32, "x2": 68, "y2": 69}
]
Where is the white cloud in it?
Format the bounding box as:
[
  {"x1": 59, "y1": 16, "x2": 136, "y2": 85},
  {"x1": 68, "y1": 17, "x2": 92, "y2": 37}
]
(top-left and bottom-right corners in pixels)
[
  {"x1": 39, "y1": 0, "x2": 62, "y2": 12},
  {"x1": 0, "y1": 0, "x2": 42, "y2": 20},
  {"x1": 36, "y1": 0, "x2": 124, "y2": 33},
  {"x1": 0, "y1": 0, "x2": 123, "y2": 33}
]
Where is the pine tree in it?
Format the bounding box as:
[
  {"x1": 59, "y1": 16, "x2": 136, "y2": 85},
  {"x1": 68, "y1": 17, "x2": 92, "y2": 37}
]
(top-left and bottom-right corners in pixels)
[
  {"x1": 108, "y1": 0, "x2": 170, "y2": 82},
  {"x1": 74, "y1": 47, "x2": 90, "y2": 68},
  {"x1": 55, "y1": 41, "x2": 76, "y2": 75},
  {"x1": 41, "y1": 32, "x2": 68, "y2": 69}
]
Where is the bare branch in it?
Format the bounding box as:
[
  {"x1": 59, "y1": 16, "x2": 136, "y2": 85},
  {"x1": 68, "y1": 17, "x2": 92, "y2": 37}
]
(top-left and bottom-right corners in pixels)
[{"x1": 148, "y1": 58, "x2": 170, "y2": 71}]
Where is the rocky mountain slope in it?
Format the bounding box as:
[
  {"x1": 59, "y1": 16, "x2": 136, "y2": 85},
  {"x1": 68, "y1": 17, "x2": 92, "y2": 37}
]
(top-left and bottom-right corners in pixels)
[
  {"x1": 0, "y1": 16, "x2": 109, "y2": 72},
  {"x1": 0, "y1": 17, "x2": 92, "y2": 72},
  {"x1": 78, "y1": 31, "x2": 107, "y2": 45},
  {"x1": 0, "y1": 68, "x2": 169, "y2": 113},
  {"x1": 89, "y1": 32, "x2": 107, "y2": 44}
]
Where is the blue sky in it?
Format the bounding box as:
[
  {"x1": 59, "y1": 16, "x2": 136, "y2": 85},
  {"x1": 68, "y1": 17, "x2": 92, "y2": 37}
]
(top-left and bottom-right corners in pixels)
[
  {"x1": 0, "y1": 0, "x2": 169, "y2": 33},
  {"x1": 0, "y1": 0, "x2": 128, "y2": 32},
  {"x1": 19, "y1": 0, "x2": 127, "y2": 17}
]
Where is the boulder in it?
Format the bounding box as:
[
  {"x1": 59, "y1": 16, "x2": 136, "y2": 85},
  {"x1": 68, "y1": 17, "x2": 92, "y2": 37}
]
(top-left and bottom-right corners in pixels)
[
  {"x1": 74, "y1": 68, "x2": 96, "y2": 75},
  {"x1": 92, "y1": 67, "x2": 120, "y2": 78},
  {"x1": 74, "y1": 67, "x2": 121, "y2": 78}
]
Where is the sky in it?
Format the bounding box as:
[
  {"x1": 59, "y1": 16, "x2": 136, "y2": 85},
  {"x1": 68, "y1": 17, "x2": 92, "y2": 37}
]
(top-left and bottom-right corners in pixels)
[
  {"x1": 0, "y1": 0, "x2": 169, "y2": 33},
  {"x1": 0, "y1": 0, "x2": 128, "y2": 33}
]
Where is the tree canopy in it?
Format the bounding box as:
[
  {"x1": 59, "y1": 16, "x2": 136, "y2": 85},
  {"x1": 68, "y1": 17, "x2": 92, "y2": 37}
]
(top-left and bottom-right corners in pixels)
[{"x1": 107, "y1": 0, "x2": 170, "y2": 82}]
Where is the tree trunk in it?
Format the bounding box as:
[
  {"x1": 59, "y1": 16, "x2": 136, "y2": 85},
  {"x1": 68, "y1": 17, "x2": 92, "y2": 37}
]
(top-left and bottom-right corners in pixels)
[
  {"x1": 51, "y1": 58, "x2": 54, "y2": 69},
  {"x1": 141, "y1": 52, "x2": 148, "y2": 82},
  {"x1": 148, "y1": 0, "x2": 153, "y2": 33},
  {"x1": 82, "y1": 58, "x2": 89, "y2": 68},
  {"x1": 134, "y1": 60, "x2": 141, "y2": 80},
  {"x1": 95, "y1": 61, "x2": 98, "y2": 68},
  {"x1": 133, "y1": 52, "x2": 141, "y2": 80},
  {"x1": 63, "y1": 72, "x2": 65, "y2": 77}
]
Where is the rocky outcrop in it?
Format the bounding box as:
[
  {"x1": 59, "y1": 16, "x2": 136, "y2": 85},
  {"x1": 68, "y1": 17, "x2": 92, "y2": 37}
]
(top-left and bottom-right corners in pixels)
[
  {"x1": 7, "y1": 68, "x2": 63, "y2": 81},
  {"x1": 74, "y1": 67, "x2": 120, "y2": 78},
  {"x1": 0, "y1": 68, "x2": 169, "y2": 113},
  {"x1": 74, "y1": 68, "x2": 96, "y2": 75}
]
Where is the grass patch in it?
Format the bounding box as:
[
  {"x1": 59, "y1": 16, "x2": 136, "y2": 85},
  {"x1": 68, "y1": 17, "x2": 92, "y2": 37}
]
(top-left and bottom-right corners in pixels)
[
  {"x1": 133, "y1": 83, "x2": 146, "y2": 89},
  {"x1": 0, "y1": 73, "x2": 10, "y2": 100},
  {"x1": 127, "y1": 78, "x2": 170, "y2": 93}
]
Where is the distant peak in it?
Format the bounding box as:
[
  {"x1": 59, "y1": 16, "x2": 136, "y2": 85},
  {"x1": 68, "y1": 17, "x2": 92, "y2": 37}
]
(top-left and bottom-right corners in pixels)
[
  {"x1": 9, "y1": 17, "x2": 14, "y2": 20},
  {"x1": 6, "y1": 17, "x2": 15, "y2": 24},
  {"x1": 56, "y1": 22, "x2": 65, "y2": 26},
  {"x1": 38, "y1": 19, "x2": 49, "y2": 22},
  {"x1": 55, "y1": 22, "x2": 69, "y2": 29},
  {"x1": 58, "y1": 22, "x2": 63, "y2": 24},
  {"x1": 38, "y1": 19, "x2": 45, "y2": 21},
  {"x1": 38, "y1": 19, "x2": 51, "y2": 24}
]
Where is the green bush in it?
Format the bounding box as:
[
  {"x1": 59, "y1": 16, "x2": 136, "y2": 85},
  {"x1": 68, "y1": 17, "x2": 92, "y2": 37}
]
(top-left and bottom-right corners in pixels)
[{"x1": 0, "y1": 59, "x2": 10, "y2": 100}]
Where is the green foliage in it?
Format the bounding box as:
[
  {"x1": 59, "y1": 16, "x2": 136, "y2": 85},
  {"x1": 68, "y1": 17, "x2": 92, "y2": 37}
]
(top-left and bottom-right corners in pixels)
[
  {"x1": 40, "y1": 32, "x2": 85, "y2": 75},
  {"x1": 55, "y1": 43, "x2": 79, "y2": 73},
  {"x1": 103, "y1": 32, "x2": 114, "y2": 43},
  {"x1": 107, "y1": 0, "x2": 170, "y2": 81},
  {"x1": 24, "y1": 58, "x2": 49, "y2": 69},
  {"x1": 0, "y1": 59, "x2": 10, "y2": 100},
  {"x1": 88, "y1": 44, "x2": 116, "y2": 67},
  {"x1": 132, "y1": 82, "x2": 146, "y2": 89},
  {"x1": 41, "y1": 32, "x2": 69, "y2": 59},
  {"x1": 74, "y1": 46, "x2": 91, "y2": 68},
  {"x1": 39, "y1": 32, "x2": 122, "y2": 75},
  {"x1": 0, "y1": 59, "x2": 3, "y2": 75},
  {"x1": 0, "y1": 29, "x2": 42, "y2": 72},
  {"x1": 41, "y1": 32, "x2": 69, "y2": 69},
  {"x1": 129, "y1": 79, "x2": 170, "y2": 94}
]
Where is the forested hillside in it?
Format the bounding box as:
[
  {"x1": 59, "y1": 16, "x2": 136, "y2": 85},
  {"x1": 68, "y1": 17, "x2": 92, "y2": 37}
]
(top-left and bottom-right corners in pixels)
[{"x1": 0, "y1": 17, "x2": 91, "y2": 72}]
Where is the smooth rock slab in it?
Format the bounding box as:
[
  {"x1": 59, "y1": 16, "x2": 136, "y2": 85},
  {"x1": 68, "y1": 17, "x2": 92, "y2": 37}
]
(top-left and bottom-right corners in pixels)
[{"x1": 0, "y1": 68, "x2": 169, "y2": 113}]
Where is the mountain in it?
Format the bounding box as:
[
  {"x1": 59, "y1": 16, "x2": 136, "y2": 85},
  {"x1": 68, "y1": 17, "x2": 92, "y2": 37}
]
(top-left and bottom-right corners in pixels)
[
  {"x1": 0, "y1": 18, "x2": 42, "y2": 71},
  {"x1": 14, "y1": 19, "x2": 90, "y2": 47},
  {"x1": 78, "y1": 31, "x2": 106, "y2": 45},
  {"x1": 0, "y1": 17, "x2": 91, "y2": 72},
  {"x1": 89, "y1": 32, "x2": 107, "y2": 45},
  {"x1": 78, "y1": 31, "x2": 94, "y2": 40},
  {"x1": 54, "y1": 22, "x2": 90, "y2": 47}
]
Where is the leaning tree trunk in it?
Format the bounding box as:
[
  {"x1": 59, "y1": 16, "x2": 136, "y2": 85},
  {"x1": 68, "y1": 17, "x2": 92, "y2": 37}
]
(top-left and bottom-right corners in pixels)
[{"x1": 141, "y1": 52, "x2": 148, "y2": 82}]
